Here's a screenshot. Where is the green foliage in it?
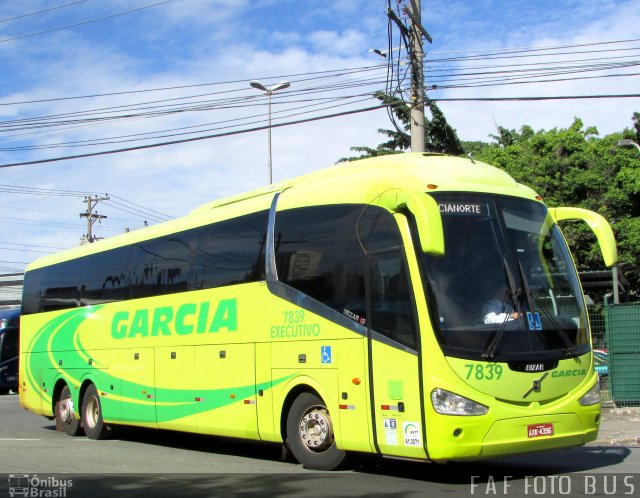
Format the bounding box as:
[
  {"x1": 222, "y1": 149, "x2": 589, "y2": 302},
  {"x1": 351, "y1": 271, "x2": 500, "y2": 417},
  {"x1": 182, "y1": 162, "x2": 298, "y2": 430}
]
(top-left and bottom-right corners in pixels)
[
  {"x1": 338, "y1": 92, "x2": 464, "y2": 162},
  {"x1": 473, "y1": 116, "x2": 640, "y2": 295}
]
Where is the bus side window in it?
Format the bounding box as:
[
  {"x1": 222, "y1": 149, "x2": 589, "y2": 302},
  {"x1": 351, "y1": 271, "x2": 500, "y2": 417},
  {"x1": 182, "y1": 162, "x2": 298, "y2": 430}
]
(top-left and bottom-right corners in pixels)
[
  {"x1": 130, "y1": 233, "x2": 195, "y2": 299},
  {"x1": 368, "y1": 252, "x2": 417, "y2": 350},
  {"x1": 193, "y1": 211, "x2": 268, "y2": 289},
  {"x1": 40, "y1": 262, "x2": 82, "y2": 312},
  {"x1": 82, "y1": 247, "x2": 131, "y2": 305},
  {"x1": 275, "y1": 205, "x2": 366, "y2": 318}
]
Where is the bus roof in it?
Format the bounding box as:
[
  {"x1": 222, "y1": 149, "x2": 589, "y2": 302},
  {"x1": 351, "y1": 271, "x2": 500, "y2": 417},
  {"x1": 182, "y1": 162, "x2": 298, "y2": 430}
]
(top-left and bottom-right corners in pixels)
[
  {"x1": 190, "y1": 152, "x2": 533, "y2": 214},
  {"x1": 24, "y1": 153, "x2": 538, "y2": 272}
]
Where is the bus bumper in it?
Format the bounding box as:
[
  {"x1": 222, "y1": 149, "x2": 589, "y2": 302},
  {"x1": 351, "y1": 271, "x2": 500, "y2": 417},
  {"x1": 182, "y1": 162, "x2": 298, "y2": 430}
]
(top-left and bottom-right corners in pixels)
[
  {"x1": 480, "y1": 413, "x2": 597, "y2": 457},
  {"x1": 428, "y1": 406, "x2": 600, "y2": 461}
]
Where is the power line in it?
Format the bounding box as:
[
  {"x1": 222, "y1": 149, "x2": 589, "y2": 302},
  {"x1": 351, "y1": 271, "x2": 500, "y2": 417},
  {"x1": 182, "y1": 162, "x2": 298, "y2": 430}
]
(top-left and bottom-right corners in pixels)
[
  {"x1": 0, "y1": 38, "x2": 635, "y2": 109},
  {"x1": 1, "y1": 61, "x2": 632, "y2": 150},
  {"x1": 1, "y1": 91, "x2": 639, "y2": 170},
  {"x1": 105, "y1": 199, "x2": 169, "y2": 224},
  {"x1": 0, "y1": 1, "x2": 90, "y2": 24},
  {"x1": 0, "y1": 184, "x2": 174, "y2": 220},
  {"x1": 427, "y1": 44, "x2": 640, "y2": 64},
  {"x1": 432, "y1": 93, "x2": 640, "y2": 102},
  {"x1": 0, "y1": 49, "x2": 635, "y2": 146},
  {"x1": 0, "y1": 65, "x2": 385, "y2": 107},
  {"x1": 0, "y1": 215, "x2": 93, "y2": 229},
  {"x1": 0, "y1": 70, "x2": 386, "y2": 128},
  {"x1": 429, "y1": 71, "x2": 640, "y2": 91},
  {"x1": 0, "y1": 241, "x2": 68, "y2": 250},
  {"x1": 0, "y1": 94, "x2": 375, "y2": 151},
  {"x1": 107, "y1": 195, "x2": 174, "y2": 220},
  {"x1": 0, "y1": 104, "x2": 386, "y2": 169},
  {"x1": 0, "y1": 246, "x2": 54, "y2": 254},
  {"x1": 427, "y1": 37, "x2": 640, "y2": 56},
  {"x1": 0, "y1": 0, "x2": 175, "y2": 44},
  {"x1": 0, "y1": 183, "x2": 97, "y2": 196}
]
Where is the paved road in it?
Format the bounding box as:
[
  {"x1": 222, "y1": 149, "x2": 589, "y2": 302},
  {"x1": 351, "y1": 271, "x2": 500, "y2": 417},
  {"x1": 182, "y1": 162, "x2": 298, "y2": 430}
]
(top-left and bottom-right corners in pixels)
[{"x1": 0, "y1": 394, "x2": 638, "y2": 497}]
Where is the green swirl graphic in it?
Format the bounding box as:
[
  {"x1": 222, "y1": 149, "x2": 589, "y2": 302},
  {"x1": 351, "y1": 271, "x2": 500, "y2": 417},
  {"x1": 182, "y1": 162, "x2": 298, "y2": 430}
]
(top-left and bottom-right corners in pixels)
[{"x1": 27, "y1": 307, "x2": 292, "y2": 423}]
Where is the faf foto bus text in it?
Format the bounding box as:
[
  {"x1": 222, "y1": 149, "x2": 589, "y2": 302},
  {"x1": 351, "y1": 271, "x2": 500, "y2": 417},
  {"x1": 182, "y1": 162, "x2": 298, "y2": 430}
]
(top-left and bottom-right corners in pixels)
[{"x1": 470, "y1": 475, "x2": 636, "y2": 495}]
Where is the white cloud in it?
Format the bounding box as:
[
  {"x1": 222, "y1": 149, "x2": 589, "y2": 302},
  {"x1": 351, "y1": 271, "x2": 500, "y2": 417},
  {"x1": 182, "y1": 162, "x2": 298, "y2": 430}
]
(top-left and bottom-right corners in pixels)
[
  {"x1": 0, "y1": 0, "x2": 639, "y2": 275},
  {"x1": 307, "y1": 29, "x2": 368, "y2": 57}
]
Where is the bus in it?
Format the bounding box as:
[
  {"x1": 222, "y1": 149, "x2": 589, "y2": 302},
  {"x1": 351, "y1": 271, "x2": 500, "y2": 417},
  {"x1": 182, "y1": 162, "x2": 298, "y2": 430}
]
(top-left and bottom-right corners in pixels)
[
  {"x1": 19, "y1": 153, "x2": 617, "y2": 470},
  {"x1": 0, "y1": 308, "x2": 19, "y2": 395}
]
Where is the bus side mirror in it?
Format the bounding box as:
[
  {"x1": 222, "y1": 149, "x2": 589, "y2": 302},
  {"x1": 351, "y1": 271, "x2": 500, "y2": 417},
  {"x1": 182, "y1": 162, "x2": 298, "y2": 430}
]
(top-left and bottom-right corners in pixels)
[
  {"x1": 380, "y1": 191, "x2": 444, "y2": 256},
  {"x1": 548, "y1": 207, "x2": 618, "y2": 267}
]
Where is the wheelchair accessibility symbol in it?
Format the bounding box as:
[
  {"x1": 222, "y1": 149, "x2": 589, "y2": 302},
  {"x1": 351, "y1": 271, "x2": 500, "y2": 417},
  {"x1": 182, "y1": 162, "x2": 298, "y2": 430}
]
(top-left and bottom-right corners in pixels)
[{"x1": 321, "y1": 346, "x2": 332, "y2": 364}]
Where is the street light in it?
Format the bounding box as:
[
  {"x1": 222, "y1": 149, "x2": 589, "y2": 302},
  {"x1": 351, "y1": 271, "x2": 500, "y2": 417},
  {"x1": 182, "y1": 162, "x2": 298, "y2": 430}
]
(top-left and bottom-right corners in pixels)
[
  {"x1": 249, "y1": 80, "x2": 290, "y2": 184},
  {"x1": 617, "y1": 139, "x2": 640, "y2": 153}
]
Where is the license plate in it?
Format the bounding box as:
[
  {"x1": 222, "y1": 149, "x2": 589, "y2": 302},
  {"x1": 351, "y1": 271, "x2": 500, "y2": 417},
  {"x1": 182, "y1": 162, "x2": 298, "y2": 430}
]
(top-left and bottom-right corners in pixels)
[{"x1": 527, "y1": 423, "x2": 554, "y2": 438}]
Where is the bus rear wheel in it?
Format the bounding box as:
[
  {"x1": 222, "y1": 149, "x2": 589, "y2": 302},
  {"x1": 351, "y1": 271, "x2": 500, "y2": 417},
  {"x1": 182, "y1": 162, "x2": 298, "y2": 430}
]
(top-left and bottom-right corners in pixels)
[
  {"x1": 56, "y1": 384, "x2": 83, "y2": 436},
  {"x1": 81, "y1": 384, "x2": 111, "y2": 440},
  {"x1": 286, "y1": 392, "x2": 345, "y2": 470}
]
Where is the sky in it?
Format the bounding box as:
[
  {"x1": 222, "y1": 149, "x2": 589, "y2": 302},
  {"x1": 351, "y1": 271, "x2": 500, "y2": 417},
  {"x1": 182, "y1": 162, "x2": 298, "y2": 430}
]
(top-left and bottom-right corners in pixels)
[{"x1": 0, "y1": 0, "x2": 639, "y2": 293}]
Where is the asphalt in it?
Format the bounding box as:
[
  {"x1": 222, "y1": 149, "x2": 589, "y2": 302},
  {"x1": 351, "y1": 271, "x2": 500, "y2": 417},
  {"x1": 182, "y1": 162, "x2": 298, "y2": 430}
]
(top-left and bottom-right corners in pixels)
[{"x1": 593, "y1": 406, "x2": 640, "y2": 447}]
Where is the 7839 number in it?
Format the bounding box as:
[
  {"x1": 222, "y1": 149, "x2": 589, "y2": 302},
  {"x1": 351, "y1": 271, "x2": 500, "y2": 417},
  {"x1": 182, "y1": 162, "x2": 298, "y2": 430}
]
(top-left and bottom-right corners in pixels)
[{"x1": 464, "y1": 363, "x2": 503, "y2": 380}]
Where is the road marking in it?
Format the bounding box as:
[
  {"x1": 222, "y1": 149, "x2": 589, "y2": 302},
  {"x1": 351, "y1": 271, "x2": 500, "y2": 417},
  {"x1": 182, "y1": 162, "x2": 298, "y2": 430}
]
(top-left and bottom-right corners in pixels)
[{"x1": 0, "y1": 438, "x2": 41, "y2": 441}]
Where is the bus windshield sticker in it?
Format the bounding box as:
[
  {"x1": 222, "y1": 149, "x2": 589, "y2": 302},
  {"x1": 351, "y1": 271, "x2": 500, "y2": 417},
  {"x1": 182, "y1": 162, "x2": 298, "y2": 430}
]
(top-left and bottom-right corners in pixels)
[{"x1": 526, "y1": 312, "x2": 543, "y2": 331}]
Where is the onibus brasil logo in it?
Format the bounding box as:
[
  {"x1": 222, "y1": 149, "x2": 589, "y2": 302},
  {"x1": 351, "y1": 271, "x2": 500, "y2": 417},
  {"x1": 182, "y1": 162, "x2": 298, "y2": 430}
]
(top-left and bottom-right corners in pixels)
[{"x1": 7, "y1": 474, "x2": 72, "y2": 497}]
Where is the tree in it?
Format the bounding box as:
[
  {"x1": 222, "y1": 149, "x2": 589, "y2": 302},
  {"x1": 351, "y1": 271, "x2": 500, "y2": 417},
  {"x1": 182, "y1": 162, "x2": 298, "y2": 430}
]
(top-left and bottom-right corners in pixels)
[
  {"x1": 338, "y1": 91, "x2": 464, "y2": 162},
  {"x1": 474, "y1": 116, "x2": 640, "y2": 296}
]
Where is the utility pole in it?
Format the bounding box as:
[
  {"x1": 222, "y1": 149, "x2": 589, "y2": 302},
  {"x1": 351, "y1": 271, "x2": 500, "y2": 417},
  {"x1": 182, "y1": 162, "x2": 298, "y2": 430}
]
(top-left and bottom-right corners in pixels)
[
  {"x1": 408, "y1": 0, "x2": 425, "y2": 152},
  {"x1": 387, "y1": 0, "x2": 432, "y2": 152},
  {"x1": 80, "y1": 195, "x2": 109, "y2": 243}
]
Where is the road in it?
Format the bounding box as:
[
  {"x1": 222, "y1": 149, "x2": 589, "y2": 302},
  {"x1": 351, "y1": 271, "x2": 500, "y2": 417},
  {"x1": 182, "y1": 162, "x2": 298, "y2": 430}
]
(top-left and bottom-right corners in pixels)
[{"x1": 0, "y1": 394, "x2": 638, "y2": 497}]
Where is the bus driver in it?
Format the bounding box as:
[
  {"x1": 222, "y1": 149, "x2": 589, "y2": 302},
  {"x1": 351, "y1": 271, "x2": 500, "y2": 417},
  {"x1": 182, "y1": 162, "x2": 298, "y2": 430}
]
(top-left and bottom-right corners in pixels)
[{"x1": 482, "y1": 286, "x2": 522, "y2": 324}]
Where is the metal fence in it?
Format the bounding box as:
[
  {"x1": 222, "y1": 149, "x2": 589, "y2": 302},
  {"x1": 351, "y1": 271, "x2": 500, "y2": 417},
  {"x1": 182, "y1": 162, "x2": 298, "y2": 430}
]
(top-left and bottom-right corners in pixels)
[
  {"x1": 0, "y1": 273, "x2": 22, "y2": 308},
  {"x1": 589, "y1": 303, "x2": 640, "y2": 407}
]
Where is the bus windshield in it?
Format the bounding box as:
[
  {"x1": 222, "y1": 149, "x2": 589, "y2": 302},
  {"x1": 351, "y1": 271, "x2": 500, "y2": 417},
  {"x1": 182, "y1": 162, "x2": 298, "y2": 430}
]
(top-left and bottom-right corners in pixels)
[{"x1": 420, "y1": 193, "x2": 589, "y2": 363}]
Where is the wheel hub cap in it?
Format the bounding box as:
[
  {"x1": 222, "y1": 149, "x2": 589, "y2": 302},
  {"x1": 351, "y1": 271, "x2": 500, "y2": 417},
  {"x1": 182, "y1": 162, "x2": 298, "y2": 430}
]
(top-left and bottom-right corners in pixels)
[
  {"x1": 60, "y1": 398, "x2": 74, "y2": 423},
  {"x1": 299, "y1": 407, "x2": 332, "y2": 451}
]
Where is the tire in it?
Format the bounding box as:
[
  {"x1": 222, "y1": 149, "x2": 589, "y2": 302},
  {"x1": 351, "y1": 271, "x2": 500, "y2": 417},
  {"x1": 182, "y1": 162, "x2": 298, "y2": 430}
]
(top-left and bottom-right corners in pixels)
[
  {"x1": 81, "y1": 384, "x2": 111, "y2": 440},
  {"x1": 55, "y1": 384, "x2": 83, "y2": 436},
  {"x1": 285, "y1": 392, "x2": 346, "y2": 470}
]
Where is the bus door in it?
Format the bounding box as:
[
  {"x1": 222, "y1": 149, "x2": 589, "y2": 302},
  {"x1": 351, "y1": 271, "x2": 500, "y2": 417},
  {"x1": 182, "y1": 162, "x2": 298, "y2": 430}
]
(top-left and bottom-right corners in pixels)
[{"x1": 362, "y1": 208, "x2": 427, "y2": 459}]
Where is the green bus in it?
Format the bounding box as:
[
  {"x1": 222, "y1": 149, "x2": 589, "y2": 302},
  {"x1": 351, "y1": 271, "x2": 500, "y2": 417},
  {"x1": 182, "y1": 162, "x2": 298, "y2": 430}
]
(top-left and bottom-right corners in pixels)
[{"x1": 20, "y1": 153, "x2": 616, "y2": 470}]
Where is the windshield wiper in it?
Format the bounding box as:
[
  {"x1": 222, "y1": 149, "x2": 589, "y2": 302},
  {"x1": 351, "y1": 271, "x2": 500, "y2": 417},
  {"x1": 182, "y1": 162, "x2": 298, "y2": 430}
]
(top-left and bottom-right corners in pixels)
[{"x1": 483, "y1": 256, "x2": 522, "y2": 360}]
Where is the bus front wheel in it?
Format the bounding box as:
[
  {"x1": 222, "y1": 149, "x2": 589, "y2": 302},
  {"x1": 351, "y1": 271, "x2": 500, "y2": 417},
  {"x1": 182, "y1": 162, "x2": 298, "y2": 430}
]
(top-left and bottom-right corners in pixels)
[
  {"x1": 81, "y1": 384, "x2": 111, "y2": 440},
  {"x1": 56, "y1": 384, "x2": 83, "y2": 436},
  {"x1": 286, "y1": 392, "x2": 345, "y2": 470}
]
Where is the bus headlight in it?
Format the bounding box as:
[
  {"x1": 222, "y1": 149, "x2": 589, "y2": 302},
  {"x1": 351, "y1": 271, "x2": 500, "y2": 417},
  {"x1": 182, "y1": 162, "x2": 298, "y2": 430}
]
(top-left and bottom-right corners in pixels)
[
  {"x1": 431, "y1": 388, "x2": 488, "y2": 416},
  {"x1": 579, "y1": 381, "x2": 601, "y2": 406}
]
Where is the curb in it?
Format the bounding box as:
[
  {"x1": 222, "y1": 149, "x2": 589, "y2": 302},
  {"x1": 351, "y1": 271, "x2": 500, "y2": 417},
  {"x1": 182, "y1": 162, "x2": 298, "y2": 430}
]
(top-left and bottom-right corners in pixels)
[{"x1": 591, "y1": 437, "x2": 640, "y2": 447}]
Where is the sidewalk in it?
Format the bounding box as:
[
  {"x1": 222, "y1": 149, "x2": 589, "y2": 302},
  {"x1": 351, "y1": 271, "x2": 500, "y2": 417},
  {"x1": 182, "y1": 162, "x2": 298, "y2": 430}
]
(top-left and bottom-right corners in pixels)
[{"x1": 592, "y1": 406, "x2": 640, "y2": 447}]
